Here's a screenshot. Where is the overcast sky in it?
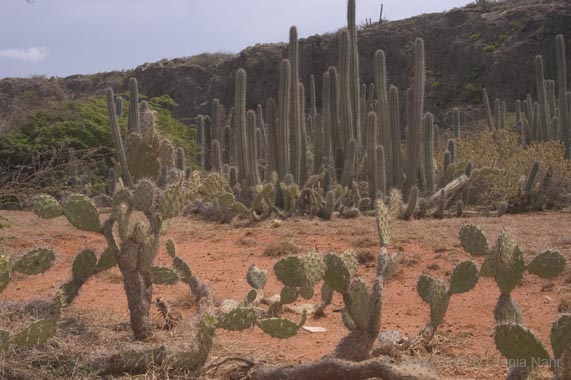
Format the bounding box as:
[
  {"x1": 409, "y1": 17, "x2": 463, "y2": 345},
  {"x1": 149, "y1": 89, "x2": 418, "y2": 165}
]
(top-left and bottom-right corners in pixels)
[{"x1": 0, "y1": 0, "x2": 472, "y2": 78}]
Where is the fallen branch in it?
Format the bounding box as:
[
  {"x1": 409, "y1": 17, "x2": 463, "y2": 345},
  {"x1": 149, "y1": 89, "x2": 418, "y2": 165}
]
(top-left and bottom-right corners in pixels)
[{"x1": 248, "y1": 357, "x2": 438, "y2": 380}]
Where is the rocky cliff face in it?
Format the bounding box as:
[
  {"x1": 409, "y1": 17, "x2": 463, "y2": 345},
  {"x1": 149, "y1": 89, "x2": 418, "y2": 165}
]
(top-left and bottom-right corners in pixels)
[{"x1": 1, "y1": 0, "x2": 570, "y2": 132}]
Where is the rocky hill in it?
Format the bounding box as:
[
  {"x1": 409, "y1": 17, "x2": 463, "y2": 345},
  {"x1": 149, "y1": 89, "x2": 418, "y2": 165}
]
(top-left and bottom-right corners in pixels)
[{"x1": 1, "y1": 0, "x2": 570, "y2": 132}]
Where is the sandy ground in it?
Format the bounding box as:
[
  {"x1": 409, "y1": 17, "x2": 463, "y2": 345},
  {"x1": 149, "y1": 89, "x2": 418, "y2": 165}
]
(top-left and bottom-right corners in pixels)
[{"x1": 2, "y1": 210, "x2": 571, "y2": 379}]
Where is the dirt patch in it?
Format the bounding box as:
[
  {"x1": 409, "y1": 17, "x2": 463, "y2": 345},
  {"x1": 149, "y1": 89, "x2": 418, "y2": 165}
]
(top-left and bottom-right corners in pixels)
[{"x1": 1, "y1": 210, "x2": 571, "y2": 379}]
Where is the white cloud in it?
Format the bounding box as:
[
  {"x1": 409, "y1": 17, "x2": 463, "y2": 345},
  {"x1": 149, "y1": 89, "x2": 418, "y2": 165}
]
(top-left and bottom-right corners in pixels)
[{"x1": 0, "y1": 47, "x2": 48, "y2": 62}]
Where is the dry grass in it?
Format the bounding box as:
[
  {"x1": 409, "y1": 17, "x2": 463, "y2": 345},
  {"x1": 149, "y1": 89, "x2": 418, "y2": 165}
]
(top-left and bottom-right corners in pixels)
[{"x1": 262, "y1": 240, "x2": 303, "y2": 257}]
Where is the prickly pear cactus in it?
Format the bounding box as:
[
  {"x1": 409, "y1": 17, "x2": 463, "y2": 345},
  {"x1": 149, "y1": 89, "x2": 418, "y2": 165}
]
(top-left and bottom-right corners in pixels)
[
  {"x1": 257, "y1": 316, "x2": 301, "y2": 339},
  {"x1": 11, "y1": 319, "x2": 57, "y2": 347},
  {"x1": 72, "y1": 249, "x2": 97, "y2": 283},
  {"x1": 274, "y1": 256, "x2": 306, "y2": 288},
  {"x1": 449, "y1": 261, "x2": 479, "y2": 294},
  {"x1": 150, "y1": 266, "x2": 179, "y2": 285},
  {"x1": 0, "y1": 255, "x2": 11, "y2": 293},
  {"x1": 126, "y1": 133, "x2": 161, "y2": 182},
  {"x1": 217, "y1": 307, "x2": 257, "y2": 331},
  {"x1": 246, "y1": 264, "x2": 268, "y2": 290},
  {"x1": 494, "y1": 293, "x2": 523, "y2": 324},
  {"x1": 95, "y1": 248, "x2": 117, "y2": 273},
  {"x1": 345, "y1": 279, "x2": 371, "y2": 331},
  {"x1": 159, "y1": 181, "x2": 186, "y2": 220},
  {"x1": 323, "y1": 254, "x2": 352, "y2": 293},
  {"x1": 429, "y1": 283, "x2": 451, "y2": 327},
  {"x1": 459, "y1": 224, "x2": 489, "y2": 256},
  {"x1": 64, "y1": 194, "x2": 101, "y2": 232},
  {"x1": 133, "y1": 179, "x2": 157, "y2": 212},
  {"x1": 280, "y1": 286, "x2": 299, "y2": 304},
  {"x1": 526, "y1": 250, "x2": 566, "y2": 279},
  {"x1": 492, "y1": 229, "x2": 526, "y2": 294},
  {"x1": 13, "y1": 248, "x2": 55, "y2": 275},
  {"x1": 33, "y1": 194, "x2": 64, "y2": 219},
  {"x1": 417, "y1": 274, "x2": 440, "y2": 304},
  {"x1": 494, "y1": 323, "x2": 550, "y2": 367},
  {"x1": 375, "y1": 199, "x2": 391, "y2": 246},
  {"x1": 551, "y1": 314, "x2": 571, "y2": 359},
  {"x1": 303, "y1": 252, "x2": 326, "y2": 285}
]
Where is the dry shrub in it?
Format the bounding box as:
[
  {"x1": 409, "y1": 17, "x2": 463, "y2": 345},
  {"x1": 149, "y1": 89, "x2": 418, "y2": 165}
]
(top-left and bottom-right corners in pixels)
[
  {"x1": 262, "y1": 240, "x2": 302, "y2": 257},
  {"x1": 455, "y1": 129, "x2": 571, "y2": 208}
]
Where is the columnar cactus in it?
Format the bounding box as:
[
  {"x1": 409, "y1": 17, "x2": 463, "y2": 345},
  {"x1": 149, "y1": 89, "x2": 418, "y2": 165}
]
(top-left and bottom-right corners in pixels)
[
  {"x1": 535, "y1": 55, "x2": 551, "y2": 141},
  {"x1": 423, "y1": 113, "x2": 436, "y2": 195},
  {"x1": 366, "y1": 111, "x2": 378, "y2": 199},
  {"x1": 106, "y1": 88, "x2": 133, "y2": 188},
  {"x1": 452, "y1": 108, "x2": 461, "y2": 138},
  {"x1": 313, "y1": 114, "x2": 323, "y2": 175},
  {"x1": 482, "y1": 88, "x2": 494, "y2": 130},
  {"x1": 374, "y1": 50, "x2": 392, "y2": 186},
  {"x1": 289, "y1": 26, "x2": 302, "y2": 183},
  {"x1": 347, "y1": 0, "x2": 361, "y2": 149},
  {"x1": 128, "y1": 77, "x2": 141, "y2": 135},
  {"x1": 246, "y1": 110, "x2": 261, "y2": 187},
  {"x1": 278, "y1": 60, "x2": 291, "y2": 180},
  {"x1": 389, "y1": 85, "x2": 403, "y2": 189},
  {"x1": 235, "y1": 69, "x2": 249, "y2": 185},
  {"x1": 299, "y1": 82, "x2": 309, "y2": 185},
  {"x1": 556, "y1": 35, "x2": 570, "y2": 158},
  {"x1": 339, "y1": 30, "x2": 354, "y2": 155},
  {"x1": 404, "y1": 38, "x2": 425, "y2": 193}
]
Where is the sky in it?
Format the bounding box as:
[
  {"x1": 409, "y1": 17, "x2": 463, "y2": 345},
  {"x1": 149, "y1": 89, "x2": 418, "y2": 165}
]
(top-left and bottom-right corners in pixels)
[{"x1": 0, "y1": 0, "x2": 473, "y2": 79}]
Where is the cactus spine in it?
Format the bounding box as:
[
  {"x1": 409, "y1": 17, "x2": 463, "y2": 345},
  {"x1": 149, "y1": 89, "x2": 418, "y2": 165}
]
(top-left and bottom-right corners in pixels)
[{"x1": 404, "y1": 38, "x2": 425, "y2": 193}]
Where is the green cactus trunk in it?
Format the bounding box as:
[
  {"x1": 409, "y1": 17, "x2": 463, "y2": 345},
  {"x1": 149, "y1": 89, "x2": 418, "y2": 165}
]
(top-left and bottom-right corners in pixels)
[
  {"x1": 211, "y1": 140, "x2": 222, "y2": 175},
  {"x1": 347, "y1": 0, "x2": 361, "y2": 149},
  {"x1": 423, "y1": 113, "x2": 436, "y2": 195},
  {"x1": 299, "y1": 82, "x2": 308, "y2": 185},
  {"x1": 289, "y1": 26, "x2": 301, "y2": 183},
  {"x1": 266, "y1": 98, "x2": 279, "y2": 179},
  {"x1": 389, "y1": 85, "x2": 403, "y2": 189},
  {"x1": 313, "y1": 114, "x2": 323, "y2": 175},
  {"x1": 329, "y1": 67, "x2": 342, "y2": 170},
  {"x1": 322, "y1": 71, "x2": 332, "y2": 164},
  {"x1": 366, "y1": 111, "x2": 377, "y2": 199},
  {"x1": 452, "y1": 108, "x2": 461, "y2": 138},
  {"x1": 339, "y1": 30, "x2": 354, "y2": 155},
  {"x1": 374, "y1": 50, "x2": 392, "y2": 188},
  {"x1": 278, "y1": 60, "x2": 291, "y2": 179},
  {"x1": 106, "y1": 88, "x2": 133, "y2": 188},
  {"x1": 246, "y1": 110, "x2": 261, "y2": 187},
  {"x1": 535, "y1": 55, "x2": 551, "y2": 141},
  {"x1": 556, "y1": 35, "x2": 570, "y2": 159},
  {"x1": 376, "y1": 145, "x2": 386, "y2": 198},
  {"x1": 128, "y1": 78, "x2": 141, "y2": 135},
  {"x1": 404, "y1": 38, "x2": 425, "y2": 193},
  {"x1": 341, "y1": 139, "x2": 356, "y2": 188},
  {"x1": 482, "y1": 88, "x2": 494, "y2": 130},
  {"x1": 235, "y1": 69, "x2": 249, "y2": 185}
]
